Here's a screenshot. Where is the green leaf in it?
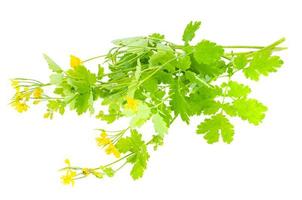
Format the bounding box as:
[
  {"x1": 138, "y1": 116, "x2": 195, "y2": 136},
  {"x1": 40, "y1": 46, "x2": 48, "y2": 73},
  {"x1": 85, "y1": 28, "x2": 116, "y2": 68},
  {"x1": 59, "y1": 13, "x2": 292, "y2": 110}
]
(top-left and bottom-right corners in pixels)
[
  {"x1": 196, "y1": 114, "x2": 235, "y2": 144},
  {"x1": 45, "y1": 100, "x2": 66, "y2": 117},
  {"x1": 191, "y1": 59, "x2": 227, "y2": 78},
  {"x1": 232, "y1": 98, "x2": 267, "y2": 125},
  {"x1": 112, "y1": 36, "x2": 146, "y2": 46},
  {"x1": 74, "y1": 92, "x2": 93, "y2": 115},
  {"x1": 116, "y1": 130, "x2": 145, "y2": 153},
  {"x1": 149, "y1": 50, "x2": 176, "y2": 72},
  {"x1": 222, "y1": 103, "x2": 237, "y2": 117},
  {"x1": 67, "y1": 65, "x2": 96, "y2": 93},
  {"x1": 243, "y1": 50, "x2": 283, "y2": 81},
  {"x1": 141, "y1": 77, "x2": 158, "y2": 93},
  {"x1": 115, "y1": 130, "x2": 149, "y2": 180},
  {"x1": 194, "y1": 40, "x2": 224, "y2": 65},
  {"x1": 170, "y1": 79, "x2": 191, "y2": 124},
  {"x1": 185, "y1": 71, "x2": 211, "y2": 88},
  {"x1": 149, "y1": 135, "x2": 164, "y2": 151},
  {"x1": 233, "y1": 54, "x2": 248, "y2": 69},
  {"x1": 130, "y1": 160, "x2": 146, "y2": 180},
  {"x1": 92, "y1": 171, "x2": 104, "y2": 179},
  {"x1": 182, "y1": 21, "x2": 201, "y2": 44},
  {"x1": 152, "y1": 113, "x2": 168, "y2": 137},
  {"x1": 177, "y1": 55, "x2": 191, "y2": 70},
  {"x1": 149, "y1": 33, "x2": 165, "y2": 41},
  {"x1": 65, "y1": 65, "x2": 96, "y2": 115},
  {"x1": 96, "y1": 110, "x2": 117, "y2": 124},
  {"x1": 97, "y1": 65, "x2": 104, "y2": 79},
  {"x1": 130, "y1": 103, "x2": 151, "y2": 128},
  {"x1": 43, "y1": 54, "x2": 63, "y2": 73},
  {"x1": 102, "y1": 167, "x2": 115, "y2": 177},
  {"x1": 135, "y1": 59, "x2": 142, "y2": 80},
  {"x1": 49, "y1": 73, "x2": 63, "y2": 85},
  {"x1": 222, "y1": 81, "x2": 251, "y2": 98}
]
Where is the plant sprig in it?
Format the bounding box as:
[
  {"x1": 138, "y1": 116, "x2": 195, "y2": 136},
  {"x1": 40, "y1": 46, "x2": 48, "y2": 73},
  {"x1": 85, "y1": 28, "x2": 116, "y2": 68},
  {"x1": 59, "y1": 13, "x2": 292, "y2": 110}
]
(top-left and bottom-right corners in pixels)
[{"x1": 9, "y1": 21, "x2": 286, "y2": 185}]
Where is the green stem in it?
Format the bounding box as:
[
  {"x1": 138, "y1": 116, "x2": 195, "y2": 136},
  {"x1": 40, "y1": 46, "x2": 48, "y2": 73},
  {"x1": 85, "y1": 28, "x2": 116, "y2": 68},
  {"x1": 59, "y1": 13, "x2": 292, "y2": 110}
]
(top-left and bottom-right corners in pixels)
[
  {"x1": 96, "y1": 153, "x2": 133, "y2": 169},
  {"x1": 82, "y1": 54, "x2": 107, "y2": 63},
  {"x1": 114, "y1": 161, "x2": 128, "y2": 173},
  {"x1": 222, "y1": 46, "x2": 286, "y2": 50}
]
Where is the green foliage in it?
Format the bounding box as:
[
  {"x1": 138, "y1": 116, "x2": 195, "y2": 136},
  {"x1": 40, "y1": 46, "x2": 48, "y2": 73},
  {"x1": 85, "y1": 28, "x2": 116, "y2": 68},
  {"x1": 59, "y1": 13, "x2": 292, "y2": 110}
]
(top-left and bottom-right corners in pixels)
[
  {"x1": 182, "y1": 21, "x2": 201, "y2": 44},
  {"x1": 43, "y1": 54, "x2": 63, "y2": 73},
  {"x1": 222, "y1": 81, "x2": 251, "y2": 98},
  {"x1": 10, "y1": 21, "x2": 286, "y2": 183},
  {"x1": 152, "y1": 113, "x2": 168, "y2": 137},
  {"x1": 243, "y1": 50, "x2": 283, "y2": 80},
  {"x1": 197, "y1": 114, "x2": 234, "y2": 144},
  {"x1": 194, "y1": 40, "x2": 224, "y2": 64},
  {"x1": 129, "y1": 103, "x2": 151, "y2": 128},
  {"x1": 232, "y1": 98, "x2": 268, "y2": 125},
  {"x1": 116, "y1": 129, "x2": 149, "y2": 180},
  {"x1": 170, "y1": 79, "x2": 191, "y2": 124},
  {"x1": 66, "y1": 65, "x2": 96, "y2": 114}
]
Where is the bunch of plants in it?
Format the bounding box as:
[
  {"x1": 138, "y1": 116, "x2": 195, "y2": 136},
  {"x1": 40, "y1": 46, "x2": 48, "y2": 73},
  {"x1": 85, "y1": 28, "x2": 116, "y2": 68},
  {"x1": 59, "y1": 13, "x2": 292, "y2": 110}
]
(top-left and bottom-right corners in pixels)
[{"x1": 10, "y1": 21, "x2": 286, "y2": 185}]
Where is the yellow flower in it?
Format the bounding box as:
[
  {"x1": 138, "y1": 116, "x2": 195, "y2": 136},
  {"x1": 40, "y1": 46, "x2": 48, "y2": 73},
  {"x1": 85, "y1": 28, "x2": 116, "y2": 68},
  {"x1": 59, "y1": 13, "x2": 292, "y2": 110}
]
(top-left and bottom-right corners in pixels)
[
  {"x1": 70, "y1": 55, "x2": 81, "y2": 69},
  {"x1": 11, "y1": 80, "x2": 19, "y2": 91},
  {"x1": 105, "y1": 143, "x2": 121, "y2": 158},
  {"x1": 61, "y1": 170, "x2": 77, "y2": 186},
  {"x1": 95, "y1": 131, "x2": 120, "y2": 158},
  {"x1": 16, "y1": 103, "x2": 28, "y2": 113},
  {"x1": 65, "y1": 159, "x2": 71, "y2": 167},
  {"x1": 61, "y1": 159, "x2": 77, "y2": 186},
  {"x1": 112, "y1": 148, "x2": 121, "y2": 158},
  {"x1": 32, "y1": 88, "x2": 43, "y2": 99},
  {"x1": 125, "y1": 97, "x2": 139, "y2": 112},
  {"x1": 11, "y1": 98, "x2": 29, "y2": 113},
  {"x1": 96, "y1": 131, "x2": 111, "y2": 146}
]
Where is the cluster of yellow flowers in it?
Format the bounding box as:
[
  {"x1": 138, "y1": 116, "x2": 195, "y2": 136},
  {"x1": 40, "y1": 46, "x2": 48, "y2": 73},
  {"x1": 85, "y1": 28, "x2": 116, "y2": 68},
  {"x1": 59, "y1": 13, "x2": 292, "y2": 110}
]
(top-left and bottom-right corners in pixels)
[
  {"x1": 96, "y1": 131, "x2": 120, "y2": 158},
  {"x1": 60, "y1": 159, "x2": 77, "y2": 186},
  {"x1": 11, "y1": 80, "x2": 43, "y2": 113}
]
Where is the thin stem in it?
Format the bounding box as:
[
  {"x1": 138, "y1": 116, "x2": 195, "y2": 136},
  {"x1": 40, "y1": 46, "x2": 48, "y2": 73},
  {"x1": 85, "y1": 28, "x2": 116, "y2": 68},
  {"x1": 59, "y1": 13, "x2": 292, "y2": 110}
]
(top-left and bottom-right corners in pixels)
[
  {"x1": 114, "y1": 161, "x2": 128, "y2": 173},
  {"x1": 96, "y1": 153, "x2": 133, "y2": 170},
  {"x1": 222, "y1": 46, "x2": 287, "y2": 50},
  {"x1": 59, "y1": 166, "x2": 82, "y2": 171},
  {"x1": 82, "y1": 54, "x2": 107, "y2": 63}
]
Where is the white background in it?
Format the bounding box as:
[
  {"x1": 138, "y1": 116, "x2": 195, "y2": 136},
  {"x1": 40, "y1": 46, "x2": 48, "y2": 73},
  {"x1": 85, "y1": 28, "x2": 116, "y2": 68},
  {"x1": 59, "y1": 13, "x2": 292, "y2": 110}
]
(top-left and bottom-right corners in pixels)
[{"x1": 0, "y1": 0, "x2": 301, "y2": 199}]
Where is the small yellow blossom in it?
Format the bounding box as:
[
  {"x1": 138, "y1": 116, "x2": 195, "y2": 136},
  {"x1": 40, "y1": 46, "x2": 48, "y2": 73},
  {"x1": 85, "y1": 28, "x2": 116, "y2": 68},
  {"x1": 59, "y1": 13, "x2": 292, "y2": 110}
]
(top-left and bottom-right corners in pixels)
[
  {"x1": 113, "y1": 148, "x2": 121, "y2": 158},
  {"x1": 12, "y1": 101, "x2": 29, "y2": 113},
  {"x1": 125, "y1": 96, "x2": 139, "y2": 112},
  {"x1": 65, "y1": 159, "x2": 71, "y2": 167},
  {"x1": 61, "y1": 159, "x2": 77, "y2": 186},
  {"x1": 96, "y1": 131, "x2": 111, "y2": 146},
  {"x1": 32, "y1": 87, "x2": 43, "y2": 99},
  {"x1": 61, "y1": 170, "x2": 77, "y2": 186},
  {"x1": 105, "y1": 143, "x2": 121, "y2": 158},
  {"x1": 70, "y1": 55, "x2": 81, "y2": 69},
  {"x1": 11, "y1": 80, "x2": 19, "y2": 91},
  {"x1": 96, "y1": 131, "x2": 120, "y2": 158},
  {"x1": 11, "y1": 92, "x2": 29, "y2": 113}
]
